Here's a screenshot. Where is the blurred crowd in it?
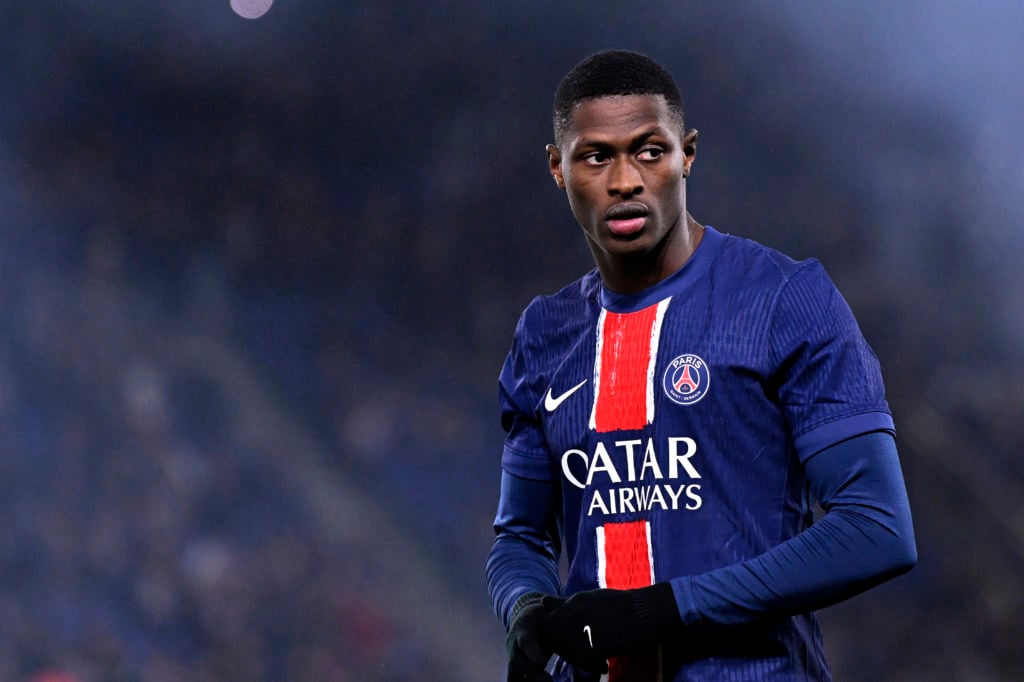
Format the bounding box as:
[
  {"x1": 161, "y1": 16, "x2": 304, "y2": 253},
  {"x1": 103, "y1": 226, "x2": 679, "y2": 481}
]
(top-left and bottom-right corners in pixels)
[
  {"x1": 0, "y1": 232, "x2": 455, "y2": 679},
  {"x1": 1, "y1": 2, "x2": 1022, "y2": 680}
]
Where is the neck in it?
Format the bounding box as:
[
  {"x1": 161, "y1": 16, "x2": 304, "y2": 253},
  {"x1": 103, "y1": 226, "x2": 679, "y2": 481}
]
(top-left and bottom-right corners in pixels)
[{"x1": 597, "y1": 213, "x2": 704, "y2": 295}]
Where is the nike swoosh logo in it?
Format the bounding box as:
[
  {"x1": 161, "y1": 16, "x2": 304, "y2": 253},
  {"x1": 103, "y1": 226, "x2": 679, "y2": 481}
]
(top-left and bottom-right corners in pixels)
[
  {"x1": 583, "y1": 625, "x2": 593, "y2": 648},
  {"x1": 544, "y1": 380, "x2": 587, "y2": 412}
]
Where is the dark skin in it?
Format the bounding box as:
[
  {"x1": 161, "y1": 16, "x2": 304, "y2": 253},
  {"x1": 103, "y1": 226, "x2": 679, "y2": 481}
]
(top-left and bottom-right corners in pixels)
[{"x1": 547, "y1": 94, "x2": 702, "y2": 294}]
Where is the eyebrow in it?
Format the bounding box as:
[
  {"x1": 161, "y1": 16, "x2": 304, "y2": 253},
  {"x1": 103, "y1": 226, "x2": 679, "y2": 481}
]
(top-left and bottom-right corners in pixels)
[{"x1": 573, "y1": 128, "x2": 669, "y2": 152}]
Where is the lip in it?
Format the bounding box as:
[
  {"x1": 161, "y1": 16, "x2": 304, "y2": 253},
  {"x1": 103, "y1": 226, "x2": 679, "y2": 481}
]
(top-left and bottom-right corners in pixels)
[
  {"x1": 605, "y1": 202, "x2": 649, "y2": 236},
  {"x1": 605, "y1": 202, "x2": 649, "y2": 220}
]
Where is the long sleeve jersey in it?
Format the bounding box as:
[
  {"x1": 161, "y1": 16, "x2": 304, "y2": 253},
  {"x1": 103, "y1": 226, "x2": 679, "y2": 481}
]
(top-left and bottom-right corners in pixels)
[{"x1": 486, "y1": 227, "x2": 916, "y2": 681}]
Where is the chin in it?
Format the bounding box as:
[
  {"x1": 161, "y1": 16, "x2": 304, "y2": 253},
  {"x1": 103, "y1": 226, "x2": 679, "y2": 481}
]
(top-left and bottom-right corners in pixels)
[{"x1": 604, "y1": 238, "x2": 656, "y2": 258}]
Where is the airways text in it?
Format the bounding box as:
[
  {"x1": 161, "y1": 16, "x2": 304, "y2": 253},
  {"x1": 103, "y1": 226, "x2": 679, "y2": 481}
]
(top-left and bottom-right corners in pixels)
[{"x1": 561, "y1": 436, "x2": 704, "y2": 516}]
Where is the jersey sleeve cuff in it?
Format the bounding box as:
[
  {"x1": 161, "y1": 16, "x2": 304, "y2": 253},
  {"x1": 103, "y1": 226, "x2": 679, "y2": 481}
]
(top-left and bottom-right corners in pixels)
[
  {"x1": 669, "y1": 575, "x2": 704, "y2": 628},
  {"x1": 501, "y1": 443, "x2": 554, "y2": 481},
  {"x1": 793, "y1": 410, "x2": 895, "y2": 463}
]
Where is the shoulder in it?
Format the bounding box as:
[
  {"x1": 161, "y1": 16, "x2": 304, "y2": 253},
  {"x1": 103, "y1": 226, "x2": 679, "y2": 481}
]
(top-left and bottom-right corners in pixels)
[
  {"x1": 712, "y1": 230, "x2": 824, "y2": 292},
  {"x1": 500, "y1": 270, "x2": 600, "y2": 412},
  {"x1": 515, "y1": 269, "x2": 601, "y2": 343},
  {"x1": 714, "y1": 234, "x2": 867, "y2": 358},
  {"x1": 704, "y1": 230, "x2": 844, "y2": 342}
]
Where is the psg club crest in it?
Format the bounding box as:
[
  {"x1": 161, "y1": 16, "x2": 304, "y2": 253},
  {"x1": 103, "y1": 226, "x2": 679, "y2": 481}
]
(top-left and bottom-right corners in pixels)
[{"x1": 663, "y1": 354, "x2": 710, "y2": 406}]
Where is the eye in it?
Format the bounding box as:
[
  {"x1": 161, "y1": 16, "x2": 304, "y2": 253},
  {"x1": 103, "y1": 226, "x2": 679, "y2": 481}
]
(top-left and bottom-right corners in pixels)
[
  {"x1": 637, "y1": 146, "x2": 665, "y2": 161},
  {"x1": 582, "y1": 152, "x2": 610, "y2": 166}
]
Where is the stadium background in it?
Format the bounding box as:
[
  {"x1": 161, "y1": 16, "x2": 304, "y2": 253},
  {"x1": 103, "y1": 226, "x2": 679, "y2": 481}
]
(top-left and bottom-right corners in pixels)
[{"x1": 1, "y1": 1, "x2": 1022, "y2": 680}]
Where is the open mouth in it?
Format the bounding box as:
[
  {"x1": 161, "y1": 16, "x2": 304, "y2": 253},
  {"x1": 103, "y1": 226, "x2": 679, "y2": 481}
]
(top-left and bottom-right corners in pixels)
[{"x1": 605, "y1": 202, "x2": 649, "y2": 236}]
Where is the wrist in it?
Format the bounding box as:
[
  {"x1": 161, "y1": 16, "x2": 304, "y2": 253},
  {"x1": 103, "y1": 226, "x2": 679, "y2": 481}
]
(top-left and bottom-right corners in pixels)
[
  {"x1": 630, "y1": 582, "x2": 682, "y2": 632},
  {"x1": 510, "y1": 591, "x2": 546, "y2": 627}
]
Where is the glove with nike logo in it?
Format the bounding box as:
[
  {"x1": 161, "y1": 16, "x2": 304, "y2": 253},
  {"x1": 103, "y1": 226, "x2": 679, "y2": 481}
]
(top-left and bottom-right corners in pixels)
[
  {"x1": 540, "y1": 583, "x2": 682, "y2": 673},
  {"x1": 507, "y1": 592, "x2": 556, "y2": 682}
]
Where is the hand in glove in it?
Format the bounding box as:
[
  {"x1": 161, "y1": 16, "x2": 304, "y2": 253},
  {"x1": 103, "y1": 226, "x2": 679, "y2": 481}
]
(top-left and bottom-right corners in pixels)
[
  {"x1": 540, "y1": 583, "x2": 681, "y2": 673},
  {"x1": 507, "y1": 592, "x2": 556, "y2": 682}
]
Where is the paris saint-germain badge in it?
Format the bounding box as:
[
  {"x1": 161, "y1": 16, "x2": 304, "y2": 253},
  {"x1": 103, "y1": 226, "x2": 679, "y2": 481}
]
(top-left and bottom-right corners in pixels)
[{"x1": 663, "y1": 354, "x2": 710, "y2": 406}]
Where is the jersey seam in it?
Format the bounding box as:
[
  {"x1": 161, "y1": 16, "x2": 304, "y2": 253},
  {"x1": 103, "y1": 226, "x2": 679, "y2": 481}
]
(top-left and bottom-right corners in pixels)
[
  {"x1": 503, "y1": 440, "x2": 551, "y2": 462},
  {"x1": 765, "y1": 259, "x2": 823, "y2": 367},
  {"x1": 791, "y1": 407, "x2": 891, "y2": 441}
]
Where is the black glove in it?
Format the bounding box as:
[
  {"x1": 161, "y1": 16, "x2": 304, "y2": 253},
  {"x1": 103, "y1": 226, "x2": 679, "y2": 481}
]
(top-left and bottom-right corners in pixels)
[
  {"x1": 506, "y1": 592, "x2": 555, "y2": 682},
  {"x1": 540, "y1": 583, "x2": 681, "y2": 673}
]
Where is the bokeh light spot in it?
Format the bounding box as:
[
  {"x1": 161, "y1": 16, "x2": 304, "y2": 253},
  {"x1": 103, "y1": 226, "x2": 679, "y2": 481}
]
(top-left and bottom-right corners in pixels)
[{"x1": 230, "y1": 0, "x2": 273, "y2": 20}]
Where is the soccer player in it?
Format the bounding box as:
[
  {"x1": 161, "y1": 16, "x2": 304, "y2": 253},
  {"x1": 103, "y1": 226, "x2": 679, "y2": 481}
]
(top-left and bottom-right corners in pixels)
[{"x1": 486, "y1": 50, "x2": 917, "y2": 681}]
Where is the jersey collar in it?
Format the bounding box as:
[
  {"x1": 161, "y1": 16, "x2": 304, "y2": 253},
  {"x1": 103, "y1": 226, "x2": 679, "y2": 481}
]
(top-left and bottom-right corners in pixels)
[{"x1": 599, "y1": 225, "x2": 725, "y2": 313}]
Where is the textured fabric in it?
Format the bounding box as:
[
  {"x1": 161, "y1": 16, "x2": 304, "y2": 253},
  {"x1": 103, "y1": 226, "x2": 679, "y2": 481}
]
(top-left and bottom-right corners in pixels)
[
  {"x1": 491, "y1": 227, "x2": 907, "y2": 680},
  {"x1": 488, "y1": 474, "x2": 562, "y2": 630},
  {"x1": 539, "y1": 583, "x2": 681, "y2": 676},
  {"x1": 591, "y1": 302, "x2": 666, "y2": 432},
  {"x1": 675, "y1": 431, "x2": 916, "y2": 627},
  {"x1": 491, "y1": 429, "x2": 916, "y2": 681},
  {"x1": 600, "y1": 520, "x2": 658, "y2": 681},
  {"x1": 507, "y1": 592, "x2": 556, "y2": 682}
]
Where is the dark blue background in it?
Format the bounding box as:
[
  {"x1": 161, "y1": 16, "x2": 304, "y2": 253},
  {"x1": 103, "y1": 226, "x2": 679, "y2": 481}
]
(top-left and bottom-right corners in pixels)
[{"x1": 1, "y1": 1, "x2": 1021, "y2": 679}]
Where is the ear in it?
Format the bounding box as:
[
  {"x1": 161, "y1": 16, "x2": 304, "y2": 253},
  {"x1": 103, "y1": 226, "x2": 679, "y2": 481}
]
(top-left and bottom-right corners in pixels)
[
  {"x1": 681, "y1": 129, "x2": 698, "y2": 178},
  {"x1": 546, "y1": 143, "x2": 566, "y2": 190}
]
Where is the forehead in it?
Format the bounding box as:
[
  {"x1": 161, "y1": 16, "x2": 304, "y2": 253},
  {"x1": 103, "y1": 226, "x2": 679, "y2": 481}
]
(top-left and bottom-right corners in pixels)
[{"x1": 563, "y1": 94, "x2": 678, "y2": 147}]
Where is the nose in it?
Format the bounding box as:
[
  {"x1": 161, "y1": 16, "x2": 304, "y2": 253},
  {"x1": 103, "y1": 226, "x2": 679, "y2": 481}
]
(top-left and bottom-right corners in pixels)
[{"x1": 608, "y1": 158, "x2": 643, "y2": 197}]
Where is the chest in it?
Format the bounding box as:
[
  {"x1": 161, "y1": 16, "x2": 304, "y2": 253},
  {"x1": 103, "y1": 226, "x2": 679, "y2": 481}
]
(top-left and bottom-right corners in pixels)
[{"x1": 538, "y1": 294, "x2": 781, "y2": 460}]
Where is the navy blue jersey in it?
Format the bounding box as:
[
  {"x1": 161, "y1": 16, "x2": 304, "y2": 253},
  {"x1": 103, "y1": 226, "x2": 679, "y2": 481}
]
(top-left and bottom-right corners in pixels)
[{"x1": 498, "y1": 226, "x2": 894, "y2": 680}]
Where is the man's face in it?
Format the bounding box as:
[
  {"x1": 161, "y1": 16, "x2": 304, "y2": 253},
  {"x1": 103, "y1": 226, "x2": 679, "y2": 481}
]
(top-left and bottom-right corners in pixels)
[{"x1": 548, "y1": 95, "x2": 697, "y2": 265}]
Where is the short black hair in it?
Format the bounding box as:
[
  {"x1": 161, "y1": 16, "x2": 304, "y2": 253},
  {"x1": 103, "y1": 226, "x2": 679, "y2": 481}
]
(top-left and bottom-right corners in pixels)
[{"x1": 553, "y1": 50, "x2": 684, "y2": 146}]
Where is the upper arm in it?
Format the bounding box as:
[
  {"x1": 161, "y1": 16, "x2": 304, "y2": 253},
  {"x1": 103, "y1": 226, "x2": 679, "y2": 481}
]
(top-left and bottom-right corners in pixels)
[
  {"x1": 487, "y1": 470, "x2": 563, "y2": 627},
  {"x1": 804, "y1": 430, "x2": 917, "y2": 569},
  {"x1": 769, "y1": 262, "x2": 894, "y2": 462},
  {"x1": 493, "y1": 470, "x2": 562, "y2": 557}
]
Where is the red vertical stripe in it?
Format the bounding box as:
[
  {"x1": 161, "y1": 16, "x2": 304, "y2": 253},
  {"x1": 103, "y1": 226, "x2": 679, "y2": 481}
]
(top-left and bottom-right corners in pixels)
[
  {"x1": 600, "y1": 521, "x2": 654, "y2": 589},
  {"x1": 593, "y1": 305, "x2": 659, "y2": 433},
  {"x1": 600, "y1": 521, "x2": 659, "y2": 681}
]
